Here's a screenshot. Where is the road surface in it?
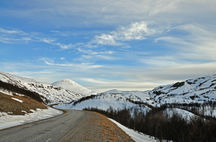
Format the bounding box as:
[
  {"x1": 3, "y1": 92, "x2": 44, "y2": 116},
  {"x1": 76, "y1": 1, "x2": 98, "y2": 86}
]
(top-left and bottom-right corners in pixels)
[{"x1": 0, "y1": 110, "x2": 134, "y2": 142}]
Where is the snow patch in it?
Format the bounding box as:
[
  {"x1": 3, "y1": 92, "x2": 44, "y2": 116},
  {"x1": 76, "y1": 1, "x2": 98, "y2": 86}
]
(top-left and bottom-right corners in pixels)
[
  {"x1": 11, "y1": 97, "x2": 23, "y2": 103},
  {"x1": 164, "y1": 108, "x2": 197, "y2": 121},
  {"x1": 0, "y1": 107, "x2": 62, "y2": 130},
  {"x1": 0, "y1": 89, "x2": 14, "y2": 96}
]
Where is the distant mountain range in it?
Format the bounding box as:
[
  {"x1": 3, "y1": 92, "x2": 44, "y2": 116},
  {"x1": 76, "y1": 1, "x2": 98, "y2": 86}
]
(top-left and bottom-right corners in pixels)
[
  {"x1": 0, "y1": 72, "x2": 216, "y2": 117},
  {"x1": 56, "y1": 74, "x2": 216, "y2": 110}
]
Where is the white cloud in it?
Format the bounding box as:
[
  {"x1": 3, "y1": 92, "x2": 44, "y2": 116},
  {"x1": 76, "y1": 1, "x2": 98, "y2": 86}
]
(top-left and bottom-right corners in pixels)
[
  {"x1": 77, "y1": 48, "x2": 116, "y2": 61},
  {"x1": 155, "y1": 36, "x2": 188, "y2": 45},
  {"x1": 95, "y1": 34, "x2": 118, "y2": 45},
  {"x1": 40, "y1": 57, "x2": 103, "y2": 70},
  {"x1": 40, "y1": 38, "x2": 74, "y2": 49},
  {"x1": 94, "y1": 21, "x2": 160, "y2": 45},
  {"x1": 0, "y1": 28, "x2": 23, "y2": 34},
  {"x1": 40, "y1": 38, "x2": 56, "y2": 44},
  {"x1": 55, "y1": 43, "x2": 73, "y2": 49},
  {"x1": 117, "y1": 21, "x2": 156, "y2": 40},
  {"x1": 0, "y1": 28, "x2": 75, "y2": 49},
  {"x1": 0, "y1": 27, "x2": 32, "y2": 44}
]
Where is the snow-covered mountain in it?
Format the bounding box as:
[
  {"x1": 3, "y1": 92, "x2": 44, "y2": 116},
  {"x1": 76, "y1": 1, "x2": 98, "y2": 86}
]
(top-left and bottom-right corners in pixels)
[
  {"x1": 149, "y1": 74, "x2": 216, "y2": 106},
  {"x1": 0, "y1": 72, "x2": 87, "y2": 104},
  {"x1": 56, "y1": 75, "x2": 216, "y2": 116},
  {"x1": 52, "y1": 79, "x2": 92, "y2": 96}
]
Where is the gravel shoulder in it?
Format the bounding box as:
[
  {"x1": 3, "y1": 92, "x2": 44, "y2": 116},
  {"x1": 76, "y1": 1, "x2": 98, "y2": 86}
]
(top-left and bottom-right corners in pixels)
[{"x1": 0, "y1": 110, "x2": 134, "y2": 142}]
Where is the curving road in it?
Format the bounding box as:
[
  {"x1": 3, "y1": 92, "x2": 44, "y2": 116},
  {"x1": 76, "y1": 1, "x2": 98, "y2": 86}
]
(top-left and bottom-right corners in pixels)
[{"x1": 0, "y1": 110, "x2": 134, "y2": 142}]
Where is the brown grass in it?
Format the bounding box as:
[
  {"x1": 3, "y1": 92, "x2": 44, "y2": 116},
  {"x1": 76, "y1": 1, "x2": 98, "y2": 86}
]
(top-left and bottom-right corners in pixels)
[
  {"x1": 0, "y1": 92, "x2": 47, "y2": 115},
  {"x1": 93, "y1": 112, "x2": 134, "y2": 142}
]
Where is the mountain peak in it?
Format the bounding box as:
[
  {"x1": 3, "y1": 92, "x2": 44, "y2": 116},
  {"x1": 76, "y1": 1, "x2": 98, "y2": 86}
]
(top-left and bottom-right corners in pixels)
[
  {"x1": 52, "y1": 79, "x2": 92, "y2": 96},
  {"x1": 59, "y1": 79, "x2": 78, "y2": 85}
]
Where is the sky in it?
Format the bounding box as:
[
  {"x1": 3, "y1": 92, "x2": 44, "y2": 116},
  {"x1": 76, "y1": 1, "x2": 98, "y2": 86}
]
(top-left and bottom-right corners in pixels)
[{"x1": 0, "y1": 0, "x2": 216, "y2": 92}]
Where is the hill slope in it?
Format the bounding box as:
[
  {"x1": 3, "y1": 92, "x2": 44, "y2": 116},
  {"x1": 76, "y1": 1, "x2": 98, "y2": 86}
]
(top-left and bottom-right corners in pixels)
[
  {"x1": 56, "y1": 89, "x2": 152, "y2": 114},
  {"x1": 0, "y1": 72, "x2": 85, "y2": 104}
]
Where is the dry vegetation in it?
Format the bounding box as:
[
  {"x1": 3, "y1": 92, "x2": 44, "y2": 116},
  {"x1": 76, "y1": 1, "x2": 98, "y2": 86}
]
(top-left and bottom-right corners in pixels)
[
  {"x1": 0, "y1": 92, "x2": 47, "y2": 115},
  {"x1": 94, "y1": 112, "x2": 134, "y2": 142}
]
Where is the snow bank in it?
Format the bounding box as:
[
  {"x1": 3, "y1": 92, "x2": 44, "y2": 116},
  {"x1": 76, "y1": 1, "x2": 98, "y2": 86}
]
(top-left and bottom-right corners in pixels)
[
  {"x1": 109, "y1": 118, "x2": 157, "y2": 142},
  {"x1": 0, "y1": 107, "x2": 62, "y2": 130}
]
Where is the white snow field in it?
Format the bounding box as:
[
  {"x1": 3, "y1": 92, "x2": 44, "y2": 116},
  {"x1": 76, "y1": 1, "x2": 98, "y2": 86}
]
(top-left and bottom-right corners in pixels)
[{"x1": 0, "y1": 107, "x2": 62, "y2": 130}]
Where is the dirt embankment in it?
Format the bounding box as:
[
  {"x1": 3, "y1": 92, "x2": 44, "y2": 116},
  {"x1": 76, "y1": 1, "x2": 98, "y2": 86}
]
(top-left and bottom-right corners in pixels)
[{"x1": 0, "y1": 92, "x2": 47, "y2": 115}]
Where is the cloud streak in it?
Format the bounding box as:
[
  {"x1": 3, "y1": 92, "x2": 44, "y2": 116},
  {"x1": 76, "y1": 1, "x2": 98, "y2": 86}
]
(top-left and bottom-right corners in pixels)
[{"x1": 40, "y1": 57, "x2": 104, "y2": 70}]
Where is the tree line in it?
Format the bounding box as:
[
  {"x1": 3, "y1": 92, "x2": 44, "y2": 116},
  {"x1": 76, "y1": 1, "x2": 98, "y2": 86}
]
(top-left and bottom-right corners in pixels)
[{"x1": 85, "y1": 106, "x2": 216, "y2": 142}]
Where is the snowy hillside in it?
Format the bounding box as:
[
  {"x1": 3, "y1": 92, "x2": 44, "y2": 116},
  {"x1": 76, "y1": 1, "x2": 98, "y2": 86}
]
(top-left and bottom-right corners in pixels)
[
  {"x1": 55, "y1": 89, "x2": 152, "y2": 113},
  {"x1": 52, "y1": 79, "x2": 92, "y2": 96},
  {"x1": 103, "y1": 89, "x2": 155, "y2": 105},
  {"x1": 149, "y1": 74, "x2": 216, "y2": 105},
  {"x1": 0, "y1": 72, "x2": 84, "y2": 104}
]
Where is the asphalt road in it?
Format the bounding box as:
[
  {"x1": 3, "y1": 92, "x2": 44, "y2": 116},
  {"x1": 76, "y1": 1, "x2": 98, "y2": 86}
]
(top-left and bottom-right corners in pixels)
[{"x1": 0, "y1": 110, "x2": 134, "y2": 142}]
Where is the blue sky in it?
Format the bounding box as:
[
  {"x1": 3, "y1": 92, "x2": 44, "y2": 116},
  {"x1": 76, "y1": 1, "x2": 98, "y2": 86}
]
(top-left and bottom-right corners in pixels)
[{"x1": 0, "y1": 0, "x2": 216, "y2": 91}]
